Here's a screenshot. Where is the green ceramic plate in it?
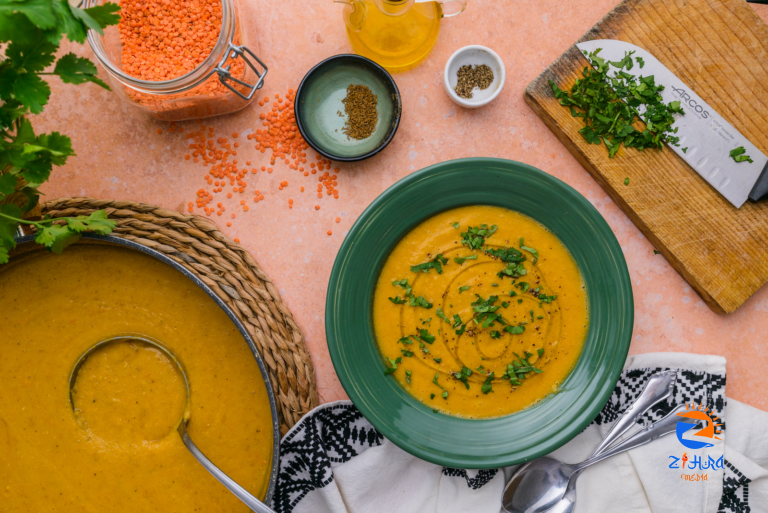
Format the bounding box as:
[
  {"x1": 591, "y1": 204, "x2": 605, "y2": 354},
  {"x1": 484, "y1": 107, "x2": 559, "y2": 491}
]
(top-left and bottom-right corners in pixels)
[{"x1": 326, "y1": 158, "x2": 633, "y2": 468}]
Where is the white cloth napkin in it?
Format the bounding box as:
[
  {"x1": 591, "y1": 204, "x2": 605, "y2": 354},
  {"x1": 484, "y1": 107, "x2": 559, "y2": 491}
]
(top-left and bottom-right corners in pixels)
[{"x1": 274, "y1": 353, "x2": 768, "y2": 513}]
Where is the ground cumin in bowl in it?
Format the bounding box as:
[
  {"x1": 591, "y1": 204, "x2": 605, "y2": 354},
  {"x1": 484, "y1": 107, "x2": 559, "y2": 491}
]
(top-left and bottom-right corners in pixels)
[{"x1": 294, "y1": 54, "x2": 402, "y2": 162}]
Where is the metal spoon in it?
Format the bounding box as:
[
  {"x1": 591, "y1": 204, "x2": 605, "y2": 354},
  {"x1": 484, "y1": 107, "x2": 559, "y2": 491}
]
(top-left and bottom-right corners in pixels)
[
  {"x1": 70, "y1": 336, "x2": 276, "y2": 513},
  {"x1": 503, "y1": 404, "x2": 695, "y2": 513},
  {"x1": 522, "y1": 370, "x2": 678, "y2": 513},
  {"x1": 502, "y1": 370, "x2": 684, "y2": 513}
]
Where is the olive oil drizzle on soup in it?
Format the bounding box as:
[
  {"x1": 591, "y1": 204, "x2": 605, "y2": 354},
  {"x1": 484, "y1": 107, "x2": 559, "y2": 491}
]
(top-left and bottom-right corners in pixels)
[{"x1": 373, "y1": 206, "x2": 589, "y2": 418}]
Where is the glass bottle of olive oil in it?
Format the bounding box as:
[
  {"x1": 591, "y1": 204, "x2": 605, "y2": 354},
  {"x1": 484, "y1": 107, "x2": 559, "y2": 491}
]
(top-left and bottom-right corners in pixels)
[{"x1": 335, "y1": 0, "x2": 466, "y2": 72}]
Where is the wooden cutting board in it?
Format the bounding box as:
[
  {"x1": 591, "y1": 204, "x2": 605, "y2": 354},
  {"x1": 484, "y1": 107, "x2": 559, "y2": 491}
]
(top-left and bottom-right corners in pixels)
[{"x1": 525, "y1": 0, "x2": 768, "y2": 314}]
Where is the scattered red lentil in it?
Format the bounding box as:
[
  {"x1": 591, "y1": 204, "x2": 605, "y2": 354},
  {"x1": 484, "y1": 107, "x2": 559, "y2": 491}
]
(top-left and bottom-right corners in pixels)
[{"x1": 335, "y1": 217, "x2": 341, "y2": 223}]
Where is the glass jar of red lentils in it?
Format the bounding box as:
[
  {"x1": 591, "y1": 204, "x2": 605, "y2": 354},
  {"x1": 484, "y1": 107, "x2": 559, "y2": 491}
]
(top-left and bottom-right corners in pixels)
[{"x1": 85, "y1": 0, "x2": 266, "y2": 121}]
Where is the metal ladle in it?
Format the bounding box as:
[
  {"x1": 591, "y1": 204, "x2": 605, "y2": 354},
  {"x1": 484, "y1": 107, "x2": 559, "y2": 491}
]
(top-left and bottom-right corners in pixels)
[{"x1": 69, "y1": 336, "x2": 277, "y2": 513}]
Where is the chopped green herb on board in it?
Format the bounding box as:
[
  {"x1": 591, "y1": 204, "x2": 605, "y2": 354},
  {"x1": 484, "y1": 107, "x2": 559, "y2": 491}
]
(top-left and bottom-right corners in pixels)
[
  {"x1": 653, "y1": 249, "x2": 660, "y2": 255},
  {"x1": 624, "y1": 178, "x2": 630, "y2": 185},
  {"x1": 550, "y1": 49, "x2": 685, "y2": 158},
  {"x1": 682, "y1": 147, "x2": 688, "y2": 153},
  {"x1": 730, "y1": 146, "x2": 754, "y2": 163}
]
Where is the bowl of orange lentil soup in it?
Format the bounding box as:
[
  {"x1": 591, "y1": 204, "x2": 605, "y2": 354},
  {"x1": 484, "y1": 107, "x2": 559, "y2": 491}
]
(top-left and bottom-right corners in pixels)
[
  {"x1": 326, "y1": 158, "x2": 633, "y2": 468},
  {"x1": 85, "y1": 0, "x2": 267, "y2": 120},
  {"x1": 295, "y1": 54, "x2": 402, "y2": 162},
  {"x1": 0, "y1": 234, "x2": 280, "y2": 511}
]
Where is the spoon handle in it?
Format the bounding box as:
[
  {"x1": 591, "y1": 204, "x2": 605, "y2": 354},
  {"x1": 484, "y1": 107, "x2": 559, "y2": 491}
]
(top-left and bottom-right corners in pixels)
[
  {"x1": 589, "y1": 370, "x2": 677, "y2": 457},
  {"x1": 179, "y1": 425, "x2": 277, "y2": 513},
  {"x1": 575, "y1": 404, "x2": 694, "y2": 471}
]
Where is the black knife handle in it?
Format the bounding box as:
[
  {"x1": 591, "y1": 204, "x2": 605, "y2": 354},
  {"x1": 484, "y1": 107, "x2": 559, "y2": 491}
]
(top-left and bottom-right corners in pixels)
[
  {"x1": 747, "y1": 0, "x2": 768, "y2": 4},
  {"x1": 749, "y1": 161, "x2": 768, "y2": 202}
]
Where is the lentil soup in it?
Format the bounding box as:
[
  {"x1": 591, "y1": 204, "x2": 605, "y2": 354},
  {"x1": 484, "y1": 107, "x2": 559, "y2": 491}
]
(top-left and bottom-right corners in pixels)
[
  {"x1": 0, "y1": 245, "x2": 274, "y2": 511},
  {"x1": 373, "y1": 206, "x2": 589, "y2": 418}
]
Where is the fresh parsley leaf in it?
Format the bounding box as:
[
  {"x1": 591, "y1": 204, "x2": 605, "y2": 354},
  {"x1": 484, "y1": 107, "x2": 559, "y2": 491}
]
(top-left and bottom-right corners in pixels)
[
  {"x1": 383, "y1": 356, "x2": 402, "y2": 376},
  {"x1": 392, "y1": 278, "x2": 412, "y2": 295},
  {"x1": 54, "y1": 53, "x2": 109, "y2": 89},
  {"x1": 452, "y1": 367, "x2": 472, "y2": 389},
  {"x1": 432, "y1": 373, "x2": 448, "y2": 398},
  {"x1": 455, "y1": 324, "x2": 466, "y2": 335},
  {"x1": 411, "y1": 254, "x2": 448, "y2": 274},
  {"x1": 490, "y1": 330, "x2": 501, "y2": 339},
  {"x1": 504, "y1": 325, "x2": 525, "y2": 335},
  {"x1": 517, "y1": 282, "x2": 530, "y2": 293},
  {"x1": 451, "y1": 222, "x2": 459, "y2": 229},
  {"x1": 405, "y1": 370, "x2": 411, "y2": 384},
  {"x1": 481, "y1": 372, "x2": 495, "y2": 394},
  {"x1": 519, "y1": 238, "x2": 539, "y2": 264},
  {"x1": 389, "y1": 296, "x2": 406, "y2": 304},
  {"x1": 682, "y1": 147, "x2": 688, "y2": 153},
  {"x1": 436, "y1": 308, "x2": 449, "y2": 323},
  {"x1": 458, "y1": 285, "x2": 470, "y2": 293},
  {"x1": 537, "y1": 348, "x2": 544, "y2": 357},
  {"x1": 624, "y1": 177, "x2": 630, "y2": 185},
  {"x1": 409, "y1": 295, "x2": 433, "y2": 309},
  {"x1": 401, "y1": 349, "x2": 414, "y2": 358},
  {"x1": 729, "y1": 146, "x2": 754, "y2": 163},
  {"x1": 419, "y1": 329, "x2": 435, "y2": 344},
  {"x1": 454, "y1": 254, "x2": 478, "y2": 265},
  {"x1": 461, "y1": 224, "x2": 497, "y2": 249}
]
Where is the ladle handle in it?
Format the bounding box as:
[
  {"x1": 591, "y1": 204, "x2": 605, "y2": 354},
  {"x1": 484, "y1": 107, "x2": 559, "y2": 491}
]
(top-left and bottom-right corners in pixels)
[
  {"x1": 179, "y1": 424, "x2": 277, "y2": 513},
  {"x1": 589, "y1": 370, "x2": 677, "y2": 457}
]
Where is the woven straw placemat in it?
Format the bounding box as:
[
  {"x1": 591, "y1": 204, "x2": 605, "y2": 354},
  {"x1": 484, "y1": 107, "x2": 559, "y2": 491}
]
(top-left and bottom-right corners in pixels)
[{"x1": 41, "y1": 197, "x2": 319, "y2": 436}]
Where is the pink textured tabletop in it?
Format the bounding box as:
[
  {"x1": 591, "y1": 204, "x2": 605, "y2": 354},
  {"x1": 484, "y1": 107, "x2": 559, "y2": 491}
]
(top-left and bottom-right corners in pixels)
[{"x1": 36, "y1": 0, "x2": 768, "y2": 411}]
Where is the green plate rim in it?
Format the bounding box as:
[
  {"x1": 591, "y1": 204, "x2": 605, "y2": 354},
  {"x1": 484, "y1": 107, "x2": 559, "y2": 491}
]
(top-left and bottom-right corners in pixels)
[{"x1": 326, "y1": 158, "x2": 633, "y2": 468}]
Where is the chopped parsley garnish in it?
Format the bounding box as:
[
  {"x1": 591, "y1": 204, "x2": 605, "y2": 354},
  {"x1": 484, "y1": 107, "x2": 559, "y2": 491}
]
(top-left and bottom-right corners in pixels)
[
  {"x1": 430, "y1": 393, "x2": 435, "y2": 399},
  {"x1": 550, "y1": 49, "x2": 685, "y2": 158},
  {"x1": 455, "y1": 324, "x2": 466, "y2": 335},
  {"x1": 537, "y1": 348, "x2": 544, "y2": 357},
  {"x1": 419, "y1": 329, "x2": 435, "y2": 344},
  {"x1": 472, "y1": 294, "x2": 508, "y2": 328},
  {"x1": 388, "y1": 296, "x2": 406, "y2": 304},
  {"x1": 502, "y1": 301, "x2": 510, "y2": 308},
  {"x1": 504, "y1": 325, "x2": 525, "y2": 335},
  {"x1": 517, "y1": 282, "x2": 530, "y2": 293},
  {"x1": 501, "y1": 351, "x2": 543, "y2": 384},
  {"x1": 517, "y1": 299, "x2": 523, "y2": 304},
  {"x1": 490, "y1": 330, "x2": 501, "y2": 339},
  {"x1": 454, "y1": 254, "x2": 478, "y2": 265},
  {"x1": 384, "y1": 357, "x2": 402, "y2": 376},
  {"x1": 461, "y1": 224, "x2": 498, "y2": 249},
  {"x1": 485, "y1": 246, "x2": 527, "y2": 279},
  {"x1": 409, "y1": 295, "x2": 433, "y2": 309},
  {"x1": 433, "y1": 358, "x2": 442, "y2": 364},
  {"x1": 730, "y1": 146, "x2": 754, "y2": 163},
  {"x1": 537, "y1": 315, "x2": 544, "y2": 320},
  {"x1": 636, "y1": 56, "x2": 645, "y2": 68},
  {"x1": 509, "y1": 291, "x2": 517, "y2": 297},
  {"x1": 436, "y1": 308, "x2": 450, "y2": 323},
  {"x1": 452, "y1": 367, "x2": 472, "y2": 389},
  {"x1": 481, "y1": 372, "x2": 495, "y2": 394},
  {"x1": 398, "y1": 336, "x2": 414, "y2": 345},
  {"x1": 682, "y1": 147, "x2": 688, "y2": 153},
  {"x1": 421, "y1": 317, "x2": 432, "y2": 325},
  {"x1": 452, "y1": 222, "x2": 460, "y2": 229},
  {"x1": 530, "y1": 310, "x2": 534, "y2": 322},
  {"x1": 419, "y1": 342, "x2": 429, "y2": 354},
  {"x1": 411, "y1": 254, "x2": 448, "y2": 274},
  {"x1": 458, "y1": 285, "x2": 471, "y2": 293},
  {"x1": 519, "y1": 238, "x2": 539, "y2": 264},
  {"x1": 392, "y1": 278, "x2": 412, "y2": 295},
  {"x1": 452, "y1": 314, "x2": 462, "y2": 328},
  {"x1": 433, "y1": 373, "x2": 449, "y2": 399},
  {"x1": 401, "y1": 349, "x2": 414, "y2": 357},
  {"x1": 537, "y1": 293, "x2": 557, "y2": 304},
  {"x1": 405, "y1": 370, "x2": 412, "y2": 384}
]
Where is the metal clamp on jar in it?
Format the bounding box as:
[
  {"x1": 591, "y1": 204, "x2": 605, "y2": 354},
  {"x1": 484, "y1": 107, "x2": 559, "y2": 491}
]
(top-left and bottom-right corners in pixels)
[{"x1": 85, "y1": 0, "x2": 267, "y2": 121}]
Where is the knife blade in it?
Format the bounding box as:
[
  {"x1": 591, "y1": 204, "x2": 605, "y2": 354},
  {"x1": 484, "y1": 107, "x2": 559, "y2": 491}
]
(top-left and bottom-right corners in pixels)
[{"x1": 575, "y1": 39, "x2": 768, "y2": 208}]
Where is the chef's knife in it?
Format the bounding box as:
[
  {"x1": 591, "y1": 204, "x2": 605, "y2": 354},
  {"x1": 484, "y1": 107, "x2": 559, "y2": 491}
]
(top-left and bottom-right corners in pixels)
[{"x1": 576, "y1": 39, "x2": 768, "y2": 208}]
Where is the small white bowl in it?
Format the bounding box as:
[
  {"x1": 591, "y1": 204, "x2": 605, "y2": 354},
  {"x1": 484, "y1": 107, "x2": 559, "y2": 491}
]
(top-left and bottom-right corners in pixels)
[{"x1": 443, "y1": 45, "x2": 506, "y2": 109}]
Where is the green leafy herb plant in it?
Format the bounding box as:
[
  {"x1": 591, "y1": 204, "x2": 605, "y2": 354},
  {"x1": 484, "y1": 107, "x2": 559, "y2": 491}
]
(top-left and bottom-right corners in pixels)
[{"x1": 0, "y1": 0, "x2": 120, "y2": 263}]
